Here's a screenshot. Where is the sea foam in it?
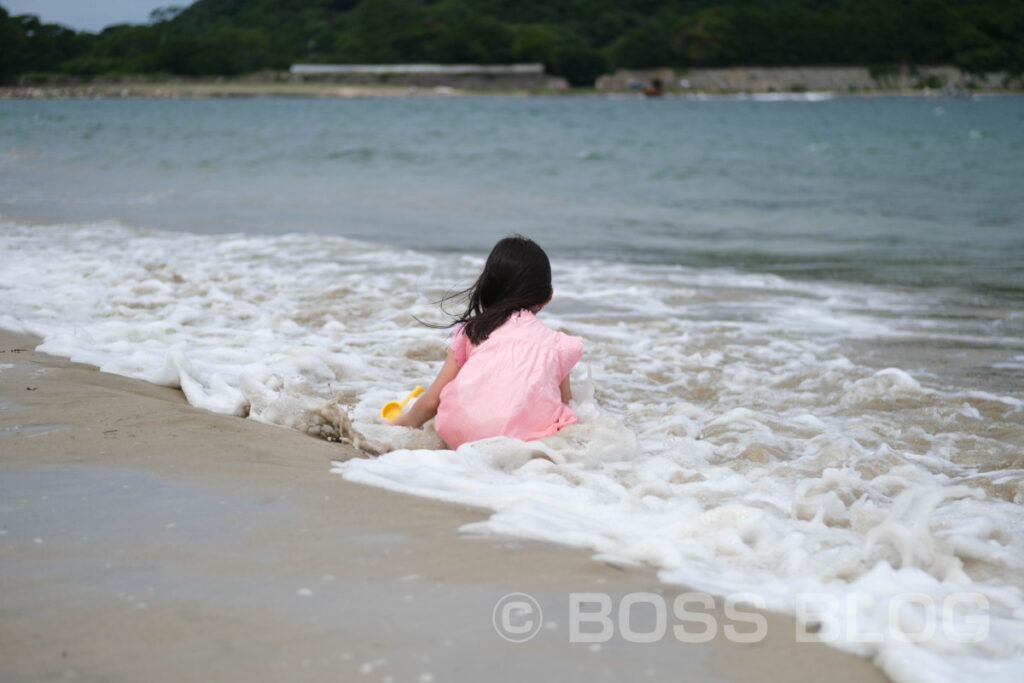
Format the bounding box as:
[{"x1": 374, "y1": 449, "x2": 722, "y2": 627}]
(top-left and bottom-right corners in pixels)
[{"x1": 2, "y1": 219, "x2": 1022, "y2": 683}]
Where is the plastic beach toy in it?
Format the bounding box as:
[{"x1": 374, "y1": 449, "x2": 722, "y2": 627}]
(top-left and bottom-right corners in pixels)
[{"x1": 380, "y1": 385, "x2": 424, "y2": 421}]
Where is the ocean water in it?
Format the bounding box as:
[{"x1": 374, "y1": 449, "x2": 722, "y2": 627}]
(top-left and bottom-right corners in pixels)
[{"x1": 1, "y1": 95, "x2": 1023, "y2": 682}]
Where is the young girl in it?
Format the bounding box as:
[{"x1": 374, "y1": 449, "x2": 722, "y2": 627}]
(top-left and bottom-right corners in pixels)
[{"x1": 393, "y1": 236, "x2": 583, "y2": 449}]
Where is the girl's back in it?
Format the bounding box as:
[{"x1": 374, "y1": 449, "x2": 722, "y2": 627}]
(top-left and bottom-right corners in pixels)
[
  {"x1": 435, "y1": 310, "x2": 582, "y2": 449},
  {"x1": 390, "y1": 236, "x2": 583, "y2": 449}
]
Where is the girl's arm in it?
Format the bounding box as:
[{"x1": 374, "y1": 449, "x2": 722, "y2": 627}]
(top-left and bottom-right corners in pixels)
[
  {"x1": 560, "y1": 374, "x2": 572, "y2": 404},
  {"x1": 392, "y1": 349, "x2": 460, "y2": 428}
]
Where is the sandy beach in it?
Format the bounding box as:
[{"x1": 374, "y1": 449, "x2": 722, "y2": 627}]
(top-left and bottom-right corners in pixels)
[{"x1": 0, "y1": 328, "x2": 890, "y2": 682}]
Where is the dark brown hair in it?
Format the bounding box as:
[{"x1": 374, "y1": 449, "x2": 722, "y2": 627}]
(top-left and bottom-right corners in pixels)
[{"x1": 445, "y1": 235, "x2": 552, "y2": 345}]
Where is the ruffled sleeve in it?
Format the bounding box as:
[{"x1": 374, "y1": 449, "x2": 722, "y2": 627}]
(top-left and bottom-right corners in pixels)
[
  {"x1": 450, "y1": 325, "x2": 471, "y2": 367},
  {"x1": 556, "y1": 332, "x2": 583, "y2": 379}
]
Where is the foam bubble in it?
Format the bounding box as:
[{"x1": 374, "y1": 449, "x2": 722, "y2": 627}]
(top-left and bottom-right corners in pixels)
[{"x1": 2, "y1": 219, "x2": 1023, "y2": 683}]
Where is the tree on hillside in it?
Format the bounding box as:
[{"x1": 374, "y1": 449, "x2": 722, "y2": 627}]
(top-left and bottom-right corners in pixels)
[{"x1": 1, "y1": 0, "x2": 1022, "y2": 85}]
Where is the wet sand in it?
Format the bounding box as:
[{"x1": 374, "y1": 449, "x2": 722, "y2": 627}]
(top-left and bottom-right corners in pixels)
[{"x1": 0, "y1": 329, "x2": 888, "y2": 682}]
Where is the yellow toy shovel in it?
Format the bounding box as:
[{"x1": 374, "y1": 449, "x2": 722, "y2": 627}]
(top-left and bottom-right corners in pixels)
[{"x1": 380, "y1": 385, "x2": 424, "y2": 421}]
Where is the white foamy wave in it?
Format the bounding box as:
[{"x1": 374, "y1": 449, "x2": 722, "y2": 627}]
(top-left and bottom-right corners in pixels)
[
  {"x1": 750, "y1": 91, "x2": 835, "y2": 102},
  {"x1": 0, "y1": 219, "x2": 461, "y2": 442},
  {"x1": 683, "y1": 91, "x2": 835, "y2": 102},
  {"x1": 2, "y1": 219, "x2": 1023, "y2": 683}
]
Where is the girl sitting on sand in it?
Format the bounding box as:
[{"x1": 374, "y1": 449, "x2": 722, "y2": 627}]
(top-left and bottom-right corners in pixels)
[{"x1": 393, "y1": 235, "x2": 583, "y2": 449}]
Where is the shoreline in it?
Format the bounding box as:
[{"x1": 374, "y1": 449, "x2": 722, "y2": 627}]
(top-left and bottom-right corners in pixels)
[
  {"x1": 0, "y1": 327, "x2": 890, "y2": 682},
  {"x1": 0, "y1": 82, "x2": 489, "y2": 99},
  {"x1": 2, "y1": 83, "x2": 1020, "y2": 99},
  {"x1": 3, "y1": 66, "x2": 1022, "y2": 99}
]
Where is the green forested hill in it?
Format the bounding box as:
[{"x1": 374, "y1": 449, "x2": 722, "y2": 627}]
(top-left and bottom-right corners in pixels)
[{"x1": 2, "y1": 0, "x2": 1023, "y2": 85}]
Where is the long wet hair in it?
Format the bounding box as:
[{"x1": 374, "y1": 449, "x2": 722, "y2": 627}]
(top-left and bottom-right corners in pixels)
[{"x1": 442, "y1": 236, "x2": 552, "y2": 345}]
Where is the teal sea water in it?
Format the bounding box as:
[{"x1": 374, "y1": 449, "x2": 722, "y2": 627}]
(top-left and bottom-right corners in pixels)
[
  {"x1": 2, "y1": 95, "x2": 1023, "y2": 291},
  {"x1": 3, "y1": 95, "x2": 1022, "y2": 393},
  {"x1": 2, "y1": 95, "x2": 1024, "y2": 683}
]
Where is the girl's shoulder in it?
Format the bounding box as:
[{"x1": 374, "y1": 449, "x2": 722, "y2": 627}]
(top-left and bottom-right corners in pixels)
[
  {"x1": 524, "y1": 314, "x2": 583, "y2": 375},
  {"x1": 509, "y1": 312, "x2": 583, "y2": 358},
  {"x1": 449, "y1": 323, "x2": 473, "y2": 366}
]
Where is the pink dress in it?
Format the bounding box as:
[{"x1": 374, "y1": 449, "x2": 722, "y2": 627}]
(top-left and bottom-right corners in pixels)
[{"x1": 434, "y1": 310, "x2": 583, "y2": 449}]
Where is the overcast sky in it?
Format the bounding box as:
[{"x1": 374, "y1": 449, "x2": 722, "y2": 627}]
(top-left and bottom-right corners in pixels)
[{"x1": 3, "y1": 0, "x2": 175, "y2": 31}]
